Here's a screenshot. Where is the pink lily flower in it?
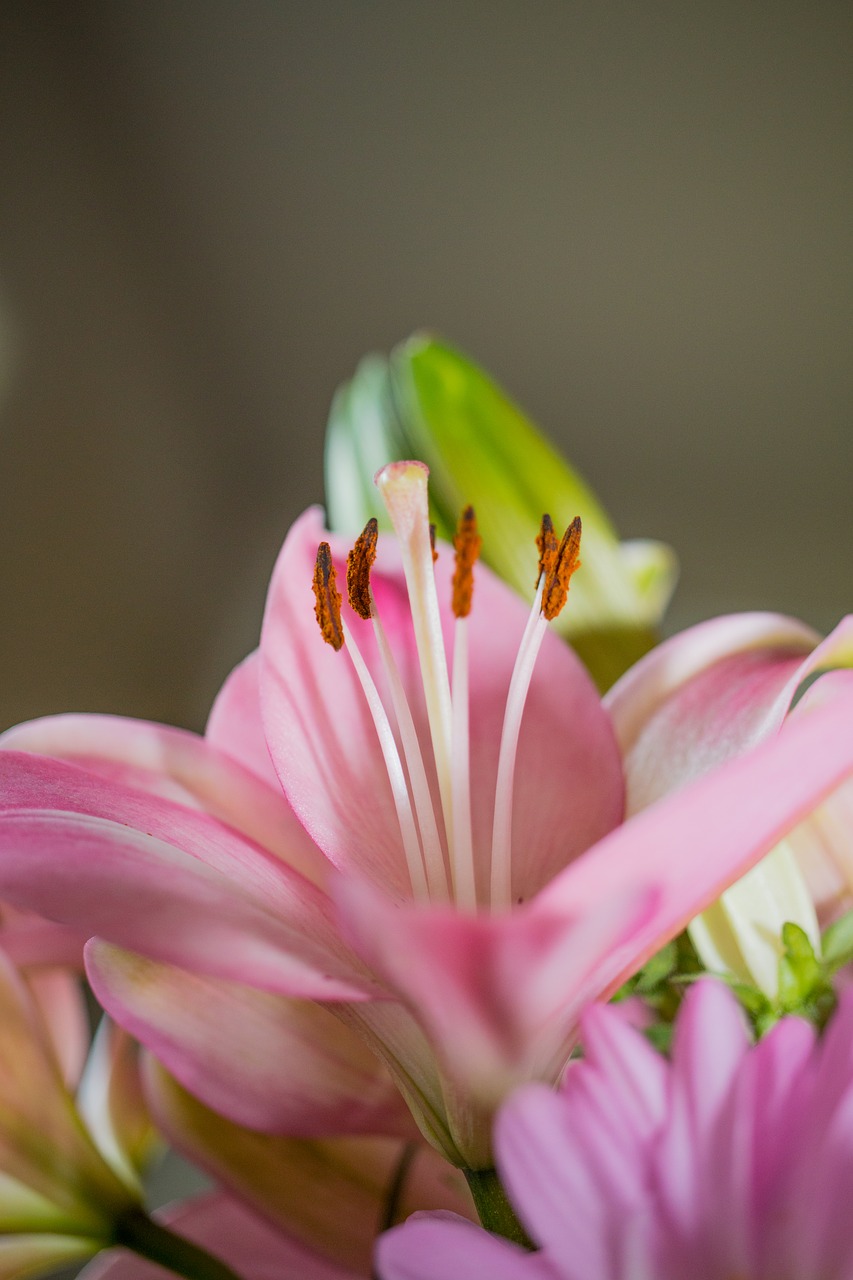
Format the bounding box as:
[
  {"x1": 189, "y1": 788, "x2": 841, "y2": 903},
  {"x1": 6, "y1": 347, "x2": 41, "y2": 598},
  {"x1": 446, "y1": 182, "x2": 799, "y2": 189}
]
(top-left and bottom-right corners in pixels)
[
  {"x1": 378, "y1": 979, "x2": 853, "y2": 1280},
  {"x1": 1, "y1": 466, "x2": 853, "y2": 1171}
]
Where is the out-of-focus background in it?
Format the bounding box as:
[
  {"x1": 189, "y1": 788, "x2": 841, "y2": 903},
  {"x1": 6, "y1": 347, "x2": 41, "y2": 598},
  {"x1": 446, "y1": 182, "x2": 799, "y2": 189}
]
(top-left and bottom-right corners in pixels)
[{"x1": 1, "y1": 1, "x2": 850, "y2": 733}]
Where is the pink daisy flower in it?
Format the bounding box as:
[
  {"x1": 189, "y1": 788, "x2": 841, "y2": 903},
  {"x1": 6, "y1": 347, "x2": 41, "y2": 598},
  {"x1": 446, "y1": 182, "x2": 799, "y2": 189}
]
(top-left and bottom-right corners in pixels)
[{"x1": 379, "y1": 978, "x2": 853, "y2": 1280}]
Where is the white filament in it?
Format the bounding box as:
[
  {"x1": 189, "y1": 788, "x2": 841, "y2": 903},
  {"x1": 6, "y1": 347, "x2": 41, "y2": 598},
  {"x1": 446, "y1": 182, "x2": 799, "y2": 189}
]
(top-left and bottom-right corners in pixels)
[
  {"x1": 489, "y1": 578, "x2": 547, "y2": 911},
  {"x1": 342, "y1": 620, "x2": 429, "y2": 901},
  {"x1": 369, "y1": 600, "x2": 449, "y2": 901},
  {"x1": 451, "y1": 616, "x2": 477, "y2": 910}
]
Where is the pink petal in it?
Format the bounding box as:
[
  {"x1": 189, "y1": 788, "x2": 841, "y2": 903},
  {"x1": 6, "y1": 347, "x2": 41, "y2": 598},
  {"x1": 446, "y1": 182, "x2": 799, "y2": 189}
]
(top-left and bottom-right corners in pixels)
[
  {"x1": 76, "y1": 1019, "x2": 155, "y2": 1188},
  {"x1": 573, "y1": 1001, "x2": 668, "y2": 1139},
  {"x1": 539, "y1": 683, "x2": 853, "y2": 998},
  {"x1": 0, "y1": 913, "x2": 86, "y2": 969},
  {"x1": 0, "y1": 754, "x2": 371, "y2": 999},
  {"x1": 605, "y1": 612, "x2": 820, "y2": 811},
  {"x1": 80, "y1": 1192, "x2": 362, "y2": 1280},
  {"x1": 0, "y1": 948, "x2": 128, "y2": 1229},
  {"x1": 260, "y1": 507, "x2": 621, "y2": 902},
  {"x1": 496, "y1": 1084, "x2": 620, "y2": 1272},
  {"x1": 651, "y1": 982, "x2": 752, "y2": 1268},
  {"x1": 205, "y1": 649, "x2": 283, "y2": 792},
  {"x1": 145, "y1": 1063, "x2": 472, "y2": 1276},
  {"x1": 0, "y1": 712, "x2": 328, "y2": 888},
  {"x1": 669, "y1": 980, "x2": 751, "y2": 1144},
  {"x1": 784, "y1": 670, "x2": 853, "y2": 918},
  {"x1": 377, "y1": 1215, "x2": 558, "y2": 1280},
  {"x1": 86, "y1": 940, "x2": 413, "y2": 1138},
  {"x1": 747, "y1": 1014, "x2": 815, "y2": 1212},
  {"x1": 25, "y1": 967, "x2": 90, "y2": 1089}
]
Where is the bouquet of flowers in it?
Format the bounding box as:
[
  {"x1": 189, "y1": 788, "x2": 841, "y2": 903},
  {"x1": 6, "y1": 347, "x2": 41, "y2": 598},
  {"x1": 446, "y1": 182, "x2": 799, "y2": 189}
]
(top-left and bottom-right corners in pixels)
[{"x1": 0, "y1": 336, "x2": 851, "y2": 1280}]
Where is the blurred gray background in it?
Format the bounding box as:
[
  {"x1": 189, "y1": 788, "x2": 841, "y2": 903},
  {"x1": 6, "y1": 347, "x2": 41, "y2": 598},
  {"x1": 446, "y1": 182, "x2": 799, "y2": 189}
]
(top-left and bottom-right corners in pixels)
[{"x1": 1, "y1": 1, "x2": 850, "y2": 733}]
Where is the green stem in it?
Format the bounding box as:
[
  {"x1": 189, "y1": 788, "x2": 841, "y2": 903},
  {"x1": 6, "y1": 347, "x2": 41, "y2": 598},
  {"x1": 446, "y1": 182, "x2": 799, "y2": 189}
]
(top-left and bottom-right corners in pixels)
[
  {"x1": 113, "y1": 1206, "x2": 244, "y2": 1280},
  {"x1": 464, "y1": 1168, "x2": 533, "y2": 1249}
]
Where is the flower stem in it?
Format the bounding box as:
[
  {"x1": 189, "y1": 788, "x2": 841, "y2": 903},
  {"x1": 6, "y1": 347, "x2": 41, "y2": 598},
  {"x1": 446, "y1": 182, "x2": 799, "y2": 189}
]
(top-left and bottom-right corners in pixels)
[
  {"x1": 113, "y1": 1206, "x2": 244, "y2": 1280},
  {"x1": 463, "y1": 1168, "x2": 533, "y2": 1249}
]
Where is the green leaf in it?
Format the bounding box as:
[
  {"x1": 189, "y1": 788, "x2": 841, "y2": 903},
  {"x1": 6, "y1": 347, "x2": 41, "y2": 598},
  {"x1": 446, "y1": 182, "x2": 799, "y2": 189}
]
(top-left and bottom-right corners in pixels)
[
  {"x1": 324, "y1": 334, "x2": 677, "y2": 689},
  {"x1": 777, "y1": 923, "x2": 822, "y2": 1013},
  {"x1": 632, "y1": 940, "x2": 678, "y2": 993},
  {"x1": 821, "y1": 909, "x2": 853, "y2": 973}
]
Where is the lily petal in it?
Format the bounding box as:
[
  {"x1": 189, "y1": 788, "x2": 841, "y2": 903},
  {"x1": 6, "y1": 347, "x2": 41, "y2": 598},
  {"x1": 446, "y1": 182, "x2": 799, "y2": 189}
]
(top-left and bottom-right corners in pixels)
[
  {"x1": 24, "y1": 968, "x2": 89, "y2": 1090},
  {"x1": 145, "y1": 1062, "x2": 473, "y2": 1276},
  {"x1": 541, "y1": 682, "x2": 853, "y2": 995},
  {"x1": 0, "y1": 1234, "x2": 99, "y2": 1280},
  {"x1": 205, "y1": 650, "x2": 284, "y2": 792},
  {"x1": 0, "y1": 712, "x2": 328, "y2": 888},
  {"x1": 86, "y1": 941, "x2": 414, "y2": 1139},
  {"x1": 336, "y1": 874, "x2": 656, "y2": 1167},
  {"x1": 76, "y1": 1018, "x2": 157, "y2": 1192},
  {"x1": 785, "y1": 669, "x2": 853, "y2": 918},
  {"x1": 0, "y1": 754, "x2": 371, "y2": 999},
  {"x1": 260, "y1": 507, "x2": 622, "y2": 902},
  {"x1": 0, "y1": 949, "x2": 131, "y2": 1233},
  {"x1": 605, "y1": 612, "x2": 822, "y2": 811}
]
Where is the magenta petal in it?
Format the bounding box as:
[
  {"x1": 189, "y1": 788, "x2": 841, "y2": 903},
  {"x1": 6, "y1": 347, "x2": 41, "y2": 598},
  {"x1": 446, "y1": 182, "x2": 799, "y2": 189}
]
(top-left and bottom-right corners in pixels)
[
  {"x1": 539, "y1": 684, "x2": 853, "y2": 997},
  {"x1": 80, "y1": 1192, "x2": 363, "y2": 1280},
  {"x1": 0, "y1": 754, "x2": 371, "y2": 999},
  {"x1": 86, "y1": 940, "x2": 412, "y2": 1138}
]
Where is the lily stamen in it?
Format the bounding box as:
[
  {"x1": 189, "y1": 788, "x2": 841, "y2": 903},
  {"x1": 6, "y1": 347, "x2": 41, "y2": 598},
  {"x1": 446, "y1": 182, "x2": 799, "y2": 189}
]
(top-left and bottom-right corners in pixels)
[
  {"x1": 450, "y1": 506, "x2": 482, "y2": 910},
  {"x1": 490, "y1": 516, "x2": 583, "y2": 911},
  {"x1": 542, "y1": 516, "x2": 582, "y2": 622},
  {"x1": 346, "y1": 517, "x2": 378, "y2": 621},
  {"x1": 535, "y1": 513, "x2": 558, "y2": 588},
  {"x1": 312, "y1": 543, "x2": 344, "y2": 652},
  {"x1": 313, "y1": 543, "x2": 430, "y2": 901}
]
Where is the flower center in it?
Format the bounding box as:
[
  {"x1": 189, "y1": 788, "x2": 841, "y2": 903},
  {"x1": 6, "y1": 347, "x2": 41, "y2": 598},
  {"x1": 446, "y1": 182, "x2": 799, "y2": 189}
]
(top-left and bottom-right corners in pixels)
[{"x1": 311, "y1": 461, "x2": 581, "y2": 912}]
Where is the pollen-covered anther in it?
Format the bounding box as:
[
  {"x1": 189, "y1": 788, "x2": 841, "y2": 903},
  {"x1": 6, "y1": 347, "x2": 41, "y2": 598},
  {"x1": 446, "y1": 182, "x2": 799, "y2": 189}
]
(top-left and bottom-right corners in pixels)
[
  {"x1": 536, "y1": 513, "x2": 558, "y2": 587},
  {"x1": 312, "y1": 542, "x2": 344, "y2": 650},
  {"x1": 542, "y1": 516, "x2": 582, "y2": 622},
  {"x1": 429, "y1": 523, "x2": 439, "y2": 563},
  {"x1": 346, "y1": 517, "x2": 378, "y2": 620},
  {"x1": 451, "y1": 506, "x2": 482, "y2": 619}
]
